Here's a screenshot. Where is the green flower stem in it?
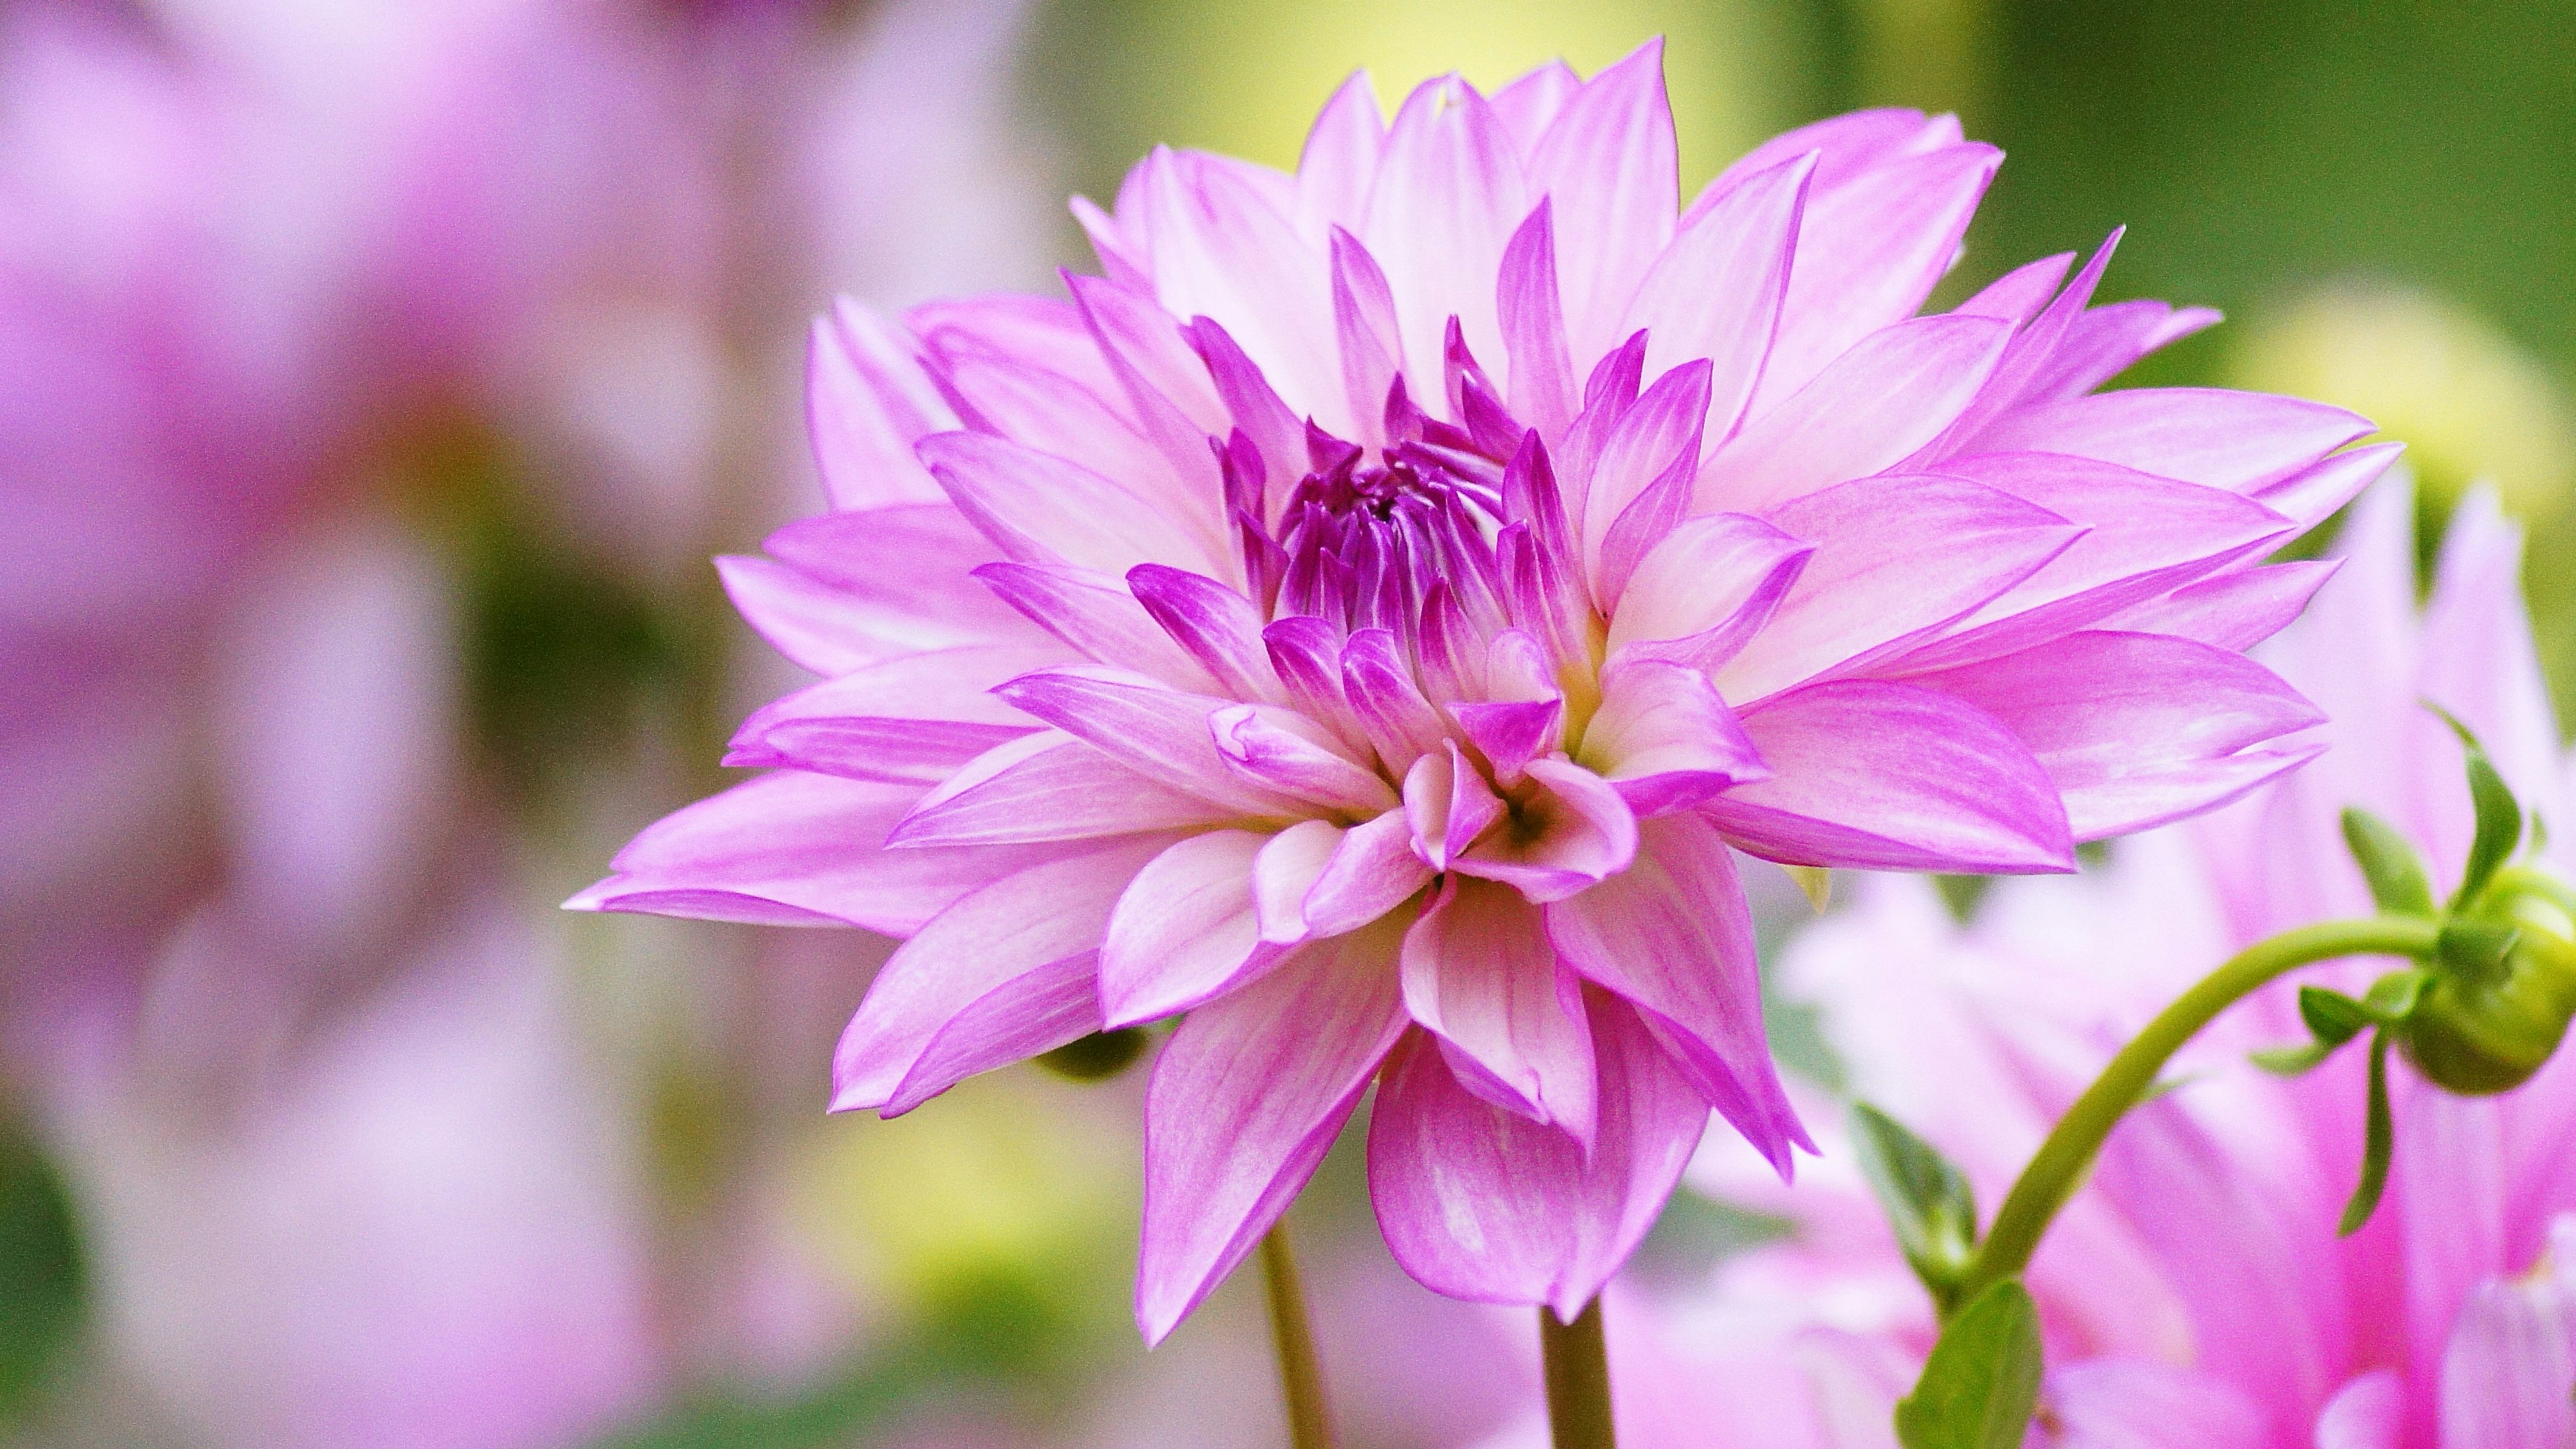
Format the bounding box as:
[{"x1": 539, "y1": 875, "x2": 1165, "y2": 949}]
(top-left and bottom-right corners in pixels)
[
  {"x1": 1541, "y1": 1299, "x2": 1617, "y2": 1449},
  {"x1": 1951, "y1": 915, "x2": 2439, "y2": 1310},
  {"x1": 1260, "y1": 1222, "x2": 1338, "y2": 1449}
]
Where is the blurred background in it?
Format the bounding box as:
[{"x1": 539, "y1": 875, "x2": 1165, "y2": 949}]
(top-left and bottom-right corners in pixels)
[{"x1": 0, "y1": 0, "x2": 2569, "y2": 1445}]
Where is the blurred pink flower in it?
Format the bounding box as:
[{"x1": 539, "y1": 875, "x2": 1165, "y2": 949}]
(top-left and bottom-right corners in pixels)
[
  {"x1": 1656, "y1": 478, "x2": 2576, "y2": 1446},
  {"x1": 35, "y1": 894, "x2": 657, "y2": 1449},
  {"x1": 576, "y1": 40, "x2": 2392, "y2": 1340}
]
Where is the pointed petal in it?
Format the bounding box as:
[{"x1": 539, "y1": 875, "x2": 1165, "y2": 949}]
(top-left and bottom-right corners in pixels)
[
  {"x1": 920, "y1": 430, "x2": 1224, "y2": 578},
  {"x1": 1544, "y1": 813, "x2": 1805, "y2": 1172},
  {"x1": 887, "y1": 951, "x2": 1105, "y2": 1115},
  {"x1": 1579, "y1": 358, "x2": 1713, "y2": 596},
  {"x1": 2095, "y1": 560, "x2": 2339, "y2": 652},
  {"x1": 1301, "y1": 806, "x2": 1435, "y2": 936},
  {"x1": 1126, "y1": 563, "x2": 1283, "y2": 702},
  {"x1": 973, "y1": 561, "x2": 1223, "y2": 691},
  {"x1": 1364, "y1": 74, "x2": 1527, "y2": 400},
  {"x1": 1529, "y1": 40, "x2": 1679, "y2": 366},
  {"x1": 1698, "y1": 313, "x2": 2013, "y2": 515},
  {"x1": 1619, "y1": 152, "x2": 1808, "y2": 439},
  {"x1": 570, "y1": 772, "x2": 1079, "y2": 934},
  {"x1": 991, "y1": 665, "x2": 1300, "y2": 816},
  {"x1": 1137, "y1": 922, "x2": 1409, "y2": 1342},
  {"x1": 1605, "y1": 511, "x2": 1813, "y2": 669},
  {"x1": 891, "y1": 731, "x2": 1243, "y2": 847},
  {"x1": 1970, "y1": 387, "x2": 2373, "y2": 494},
  {"x1": 1101, "y1": 829, "x2": 1285, "y2": 1026},
  {"x1": 808, "y1": 300, "x2": 955, "y2": 511},
  {"x1": 835, "y1": 836, "x2": 1166, "y2": 1112},
  {"x1": 2438, "y1": 1233, "x2": 2576, "y2": 1449},
  {"x1": 1498, "y1": 201, "x2": 1578, "y2": 439},
  {"x1": 1297, "y1": 70, "x2": 1385, "y2": 237},
  {"x1": 1210, "y1": 702, "x2": 1399, "y2": 815},
  {"x1": 1401, "y1": 742, "x2": 1507, "y2": 871},
  {"x1": 1713, "y1": 474, "x2": 2082, "y2": 704},
  {"x1": 725, "y1": 643, "x2": 1059, "y2": 781},
  {"x1": 1136, "y1": 147, "x2": 1338, "y2": 421},
  {"x1": 1401, "y1": 876, "x2": 1597, "y2": 1138},
  {"x1": 1751, "y1": 142, "x2": 2002, "y2": 409},
  {"x1": 1915, "y1": 631, "x2": 2324, "y2": 839},
  {"x1": 1582, "y1": 658, "x2": 1770, "y2": 816},
  {"x1": 1368, "y1": 987, "x2": 1711, "y2": 1315},
  {"x1": 1704, "y1": 680, "x2": 2076, "y2": 872}
]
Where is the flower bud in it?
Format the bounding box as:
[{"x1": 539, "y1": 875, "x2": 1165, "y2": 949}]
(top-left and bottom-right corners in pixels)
[{"x1": 2399, "y1": 885, "x2": 2576, "y2": 1093}]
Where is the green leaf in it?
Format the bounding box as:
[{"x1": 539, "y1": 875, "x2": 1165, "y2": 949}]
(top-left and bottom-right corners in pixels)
[
  {"x1": 2298, "y1": 986, "x2": 2375, "y2": 1046},
  {"x1": 2426, "y1": 702, "x2": 2524, "y2": 908},
  {"x1": 2252, "y1": 1040, "x2": 2340, "y2": 1076},
  {"x1": 2340, "y1": 1032, "x2": 2397, "y2": 1236},
  {"x1": 1893, "y1": 1279, "x2": 2045, "y2": 1449},
  {"x1": 2436, "y1": 920, "x2": 2522, "y2": 985},
  {"x1": 1850, "y1": 1104, "x2": 1978, "y2": 1299},
  {"x1": 2341, "y1": 808, "x2": 2436, "y2": 918},
  {"x1": 0, "y1": 1119, "x2": 83, "y2": 1423},
  {"x1": 2361, "y1": 968, "x2": 2433, "y2": 1020}
]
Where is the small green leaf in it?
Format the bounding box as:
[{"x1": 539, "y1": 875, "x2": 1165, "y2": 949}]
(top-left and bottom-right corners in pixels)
[
  {"x1": 2426, "y1": 702, "x2": 2524, "y2": 908},
  {"x1": 2361, "y1": 968, "x2": 2432, "y2": 1020},
  {"x1": 2299, "y1": 986, "x2": 2375, "y2": 1046},
  {"x1": 2340, "y1": 1032, "x2": 2397, "y2": 1236},
  {"x1": 1893, "y1": 1279, "x2": 2045, "y2": 1449},
  {"x1": 1850, "y1": 1103, "x2": 1979, "y2": 1299},
  {"x1": 2436, "y1": 921, "x2": 2522, "y2": 987},
  {"x1": 2253, "y1": 1040, "x2": 2340, "y2": 1076},
  {"x1": 2341, "y1": 808, "x2": 2436, "y2": 918}
]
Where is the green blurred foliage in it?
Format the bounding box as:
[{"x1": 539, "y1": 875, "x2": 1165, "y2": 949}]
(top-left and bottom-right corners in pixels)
[{"x1": 0, "y1": 1116, "x2": 83, "y2": 1425}]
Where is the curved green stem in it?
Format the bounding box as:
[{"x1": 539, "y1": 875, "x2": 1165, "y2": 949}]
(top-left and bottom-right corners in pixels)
[
  {"x1": 1951, "y1": 915, "x2": 2438, "y2": 1309},
  {"x1": 1260, "y1": 1222, "x2": 1337, "y2": 1449},
  {"x1": 1541, "y1": 1299, "x2": 1617, "y2": 1449}
]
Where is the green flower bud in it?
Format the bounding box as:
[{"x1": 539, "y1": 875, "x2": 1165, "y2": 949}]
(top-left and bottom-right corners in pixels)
[{"x1": 2399, "y1": 885, "x2": 2576, "y2": 1094}]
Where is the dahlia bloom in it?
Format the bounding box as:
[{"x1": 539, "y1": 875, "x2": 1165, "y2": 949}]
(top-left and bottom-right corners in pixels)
[
  {"x1": 1663, "y1": 482, "x2": 2576, "y2": 1446},
  {"x1": 575, "y1": 40, "x2": 2394, "y2": 1339}
]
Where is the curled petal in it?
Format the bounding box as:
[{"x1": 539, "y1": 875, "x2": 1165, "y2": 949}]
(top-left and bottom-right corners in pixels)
[
  {"x1": 1400, "y1": 876, "x2": 1596, "y2": 1139},
  {"x1": 1302, "y1": 808, "x2": 1435, "y2": 937},
  {"x1": 1101, "y1": 830, "x2": 1283, "y2": 1027},
  {"x1": 1581, "y1": 658, "x2": 1770, "y2": 816},
  {"x1": 1403, "y1": 741, "x2": 1507, "y2": 871},
  {"x1": 1210, "y1": 703, "x2": 1398, "y2": 815},
  {"x1": 1454, "y1": 759, "x2": 1640, "y2": 903}
]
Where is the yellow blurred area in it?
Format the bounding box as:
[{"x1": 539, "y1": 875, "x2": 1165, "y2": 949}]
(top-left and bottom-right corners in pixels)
[
  {"x1": 784, "y1": 1069, "x2": 1138, "y2": 1319},
  {"x1": 2232, "y1": 284, "x2": 2576, "y2": 523},
  {"x1": 1079, "y1": 0, "x2": 1812, "y2": 191}
]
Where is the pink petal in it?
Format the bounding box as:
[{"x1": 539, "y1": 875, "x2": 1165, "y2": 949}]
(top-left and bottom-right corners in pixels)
[
  {"x1": 1328, "y1": 227, "x2": 1405, "y2": 446},
  {"x1": 1295, "y1": 70, "x2": 1385, "y2": 238},
  {"x1": 1704, "y1": 679, "x2": 2075, "y2": 872},
  {"x1": 1363, "y1": 74, "x2": 1527, "y2": 400},
  {"x1": 1135, "y1": 148, "x2": 1338, "y2": 421},
  {"x1": 2316, "y1": 1373, "x2": 2405, "y2": 1449},
  {"x1": 2025, "y1": 298, "x2": 2224, "y2": 403},
  {"x1": 1544, "y1": 813, "x2": 1805, "y2": 1173},
  {"x1": 1254, "y1": 820, "x2": 1342, "y2": 943},
  {"x1": 890, "y1": 731, "x2": 1244, "y2": 847},
  {"x1": 1301, "y1": 807, "x2": 1434, "y2": 936},
  {"x1": 1527, "y1": 40, "x2": 1679, "y2": 366},
  {"x1": 1137, "y1": 922, "x2": 1409, "y2": 1342},
  {"x1": 2438, "y1": 1238, "x2": 2576, "y2": 1449},
  {"x1": 1491, "y1": 59, "x2": 1579, "y2": 147},
  {"x1": 759, "y1": 506, "x2": 1036, "y2": 658},
  {"x1": 1698, "y1": 313, "x2": 2014, "y2": 515},
  {"x1": 887, "y1": 951, "x2": 1105, "y2": 1116},
  {"x1": 2036, "y1": 1362, "x2": 2269, "y2": 1449},
  {"x1": 1402, "y1": 742, "x2": 1507, "y2": 871},
  {"x1": 1126, "y1": 564, "x2": 1283, "y2": 703},
  {"x1": 1401, "y1": 876, "x2": 1597, "y2": 1138},
  {"x1": 1953, "y1": 251, "x2": 2075, "y2": 326},
  {"x1": 1701, "y1": 108, "x2": 1960, "y2": 206},
  {"x1": 1341, "y1": 627, "x2": 1451, "y2": 773},
  {"x1": 991, "y1": 665, "x2": 1301, "y2": 816},
  {"x1": 2421, "y1": 488, "x2": 2563, "y2": 810},
  {"x1": 837, "y1": 836, "x2": 1169, "y2": 1112},
  {"x1": 1498, "y1": 200, "x2": 1578, "y2": 439},
  {"x1": 807, "y1": 300, "x2": 955, "y2": 512},
  {"x1": 1579, "y1": 358, "x2": 1713, "y2": 602},
  {"x1": 1067, "y1": 272, "x2": 1232, "y2": 474},
  {"x1": 567, "y1": 772, "x2": 1085, "y2": 934},
  {"x1": 1713, "y1": 474, "x2": 2082, "y2": 704},
  {"x1": 725, "y1": 643, "x2": 1061, "y2": 782},
  {"x1": 1605, "y1": 511, "x2": 1813, "y2": 671},
  {"x1": 1910, "y1": 631, "x2": 2325, "y2": 840},
  {"x1": 973, "y1": 561, "x2": 1223, "y2": 691},
  {"x1": 1210, "y1": 702, "x2": 1398, "y2": 816},
  {"x1": 714, "y1": 555, "x2": 888, "y2": 678},
  {"x1": 932, "y1": 348, "x2": 1200, "y2": 531},
  {"x1": 1617, "y1": 152, "x2": 1808, "y2": 440},
  {"x1": 2251, "y1": 440, "x2": 2404, "y2": 531},
  {"x1": 1582, "y1": 658, "x2": 1770, "y2": 816},
  {"x1": 1366, "y1": 989, "x2": 1709, "y2": 1315},
  {"x1": 1887, "y1": 451, "x2": 2298, "y2": 672},
  {"x1": 920, "y1": 430, "x2": 1226, "y2": 580},
  {"x1": 1970, "y1": 387, "x2": 2373, "y2": 494},
  {"x1": 1100, "y1": 829, "x2": 1283, "y2": 1027},
  {"x1": 1454, "y1": 759, "x2": 1640, "y2": 903},
  {"x1": 2094, "y1": 559, "x2": 2339, "y2": 652},
  {"x1": 1750, "y1": 142, "x2": 2002, "y2": 409}
]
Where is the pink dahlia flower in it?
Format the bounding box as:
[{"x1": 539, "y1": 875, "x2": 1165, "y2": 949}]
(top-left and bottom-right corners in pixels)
[
  {"x1": 574, "y1": 40, "x2": 2392, "y2": 1340},
  {"x1": 1664, "y1": 481, "x2": 2576, "y2": 1446}
]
